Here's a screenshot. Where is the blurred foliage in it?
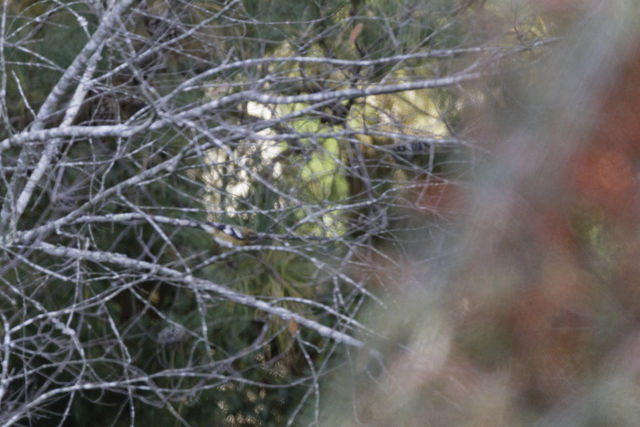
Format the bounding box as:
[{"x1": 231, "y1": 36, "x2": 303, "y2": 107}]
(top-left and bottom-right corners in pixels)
[{"x1": 322, "y1": 1, "x2": 640, "y2": 426}]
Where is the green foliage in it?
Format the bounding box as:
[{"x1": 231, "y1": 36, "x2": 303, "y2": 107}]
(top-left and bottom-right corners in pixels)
[{"x1": 3, "y1": 2, "x2": 95, "y2": 131}]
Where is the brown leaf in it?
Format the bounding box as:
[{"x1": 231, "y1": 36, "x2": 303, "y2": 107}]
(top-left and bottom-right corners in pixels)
[
  {"x1": 349, "y1": 23, "x2": 364, "y2": 46},
  {"x1": 288, "y1": 319, "x2": 299, "y2": 335}
]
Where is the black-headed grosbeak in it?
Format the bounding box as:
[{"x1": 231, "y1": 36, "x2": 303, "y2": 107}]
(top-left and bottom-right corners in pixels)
[{"x1": 200, "y1": 222, "x2": 258, "y2": 247}]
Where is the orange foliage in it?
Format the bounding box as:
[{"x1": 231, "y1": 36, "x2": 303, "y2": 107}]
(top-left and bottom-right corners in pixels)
[
  {"x1": 409, "y1": 176, "x2": 466, "y2": 219},
  {"x1": 448, "y1": 34, "x2": 640, "y2": 416},
  {"x1": 570, "y1": 146, "x2": 639, "y2": 220},
  {"x1": 510, "y1": 259, "x2": 596, "y2": 401}
]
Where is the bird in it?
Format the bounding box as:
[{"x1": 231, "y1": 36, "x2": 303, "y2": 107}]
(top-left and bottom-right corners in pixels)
[{"x1": 200, "y1": 222, "x2": 259, "y2": 247}]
